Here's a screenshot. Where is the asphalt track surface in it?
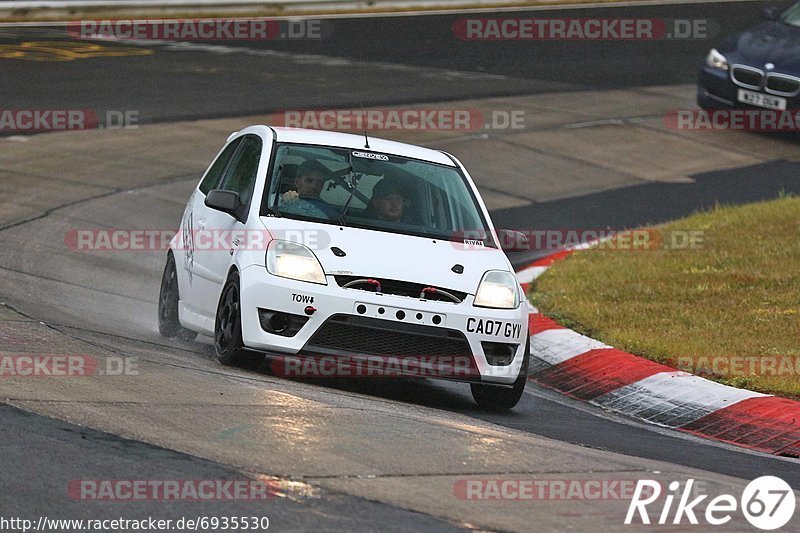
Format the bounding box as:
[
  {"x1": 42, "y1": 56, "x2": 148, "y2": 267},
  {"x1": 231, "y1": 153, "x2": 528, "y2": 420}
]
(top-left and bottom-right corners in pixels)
[
  {"x1": 1, "y1": 405, "x2": 462, "y2": 532},
  {"x1": 0, "y1": 1, "x2": 781, "y2": 123},
  {"x1": 1, "y1": 2, "x2": 799, "y2": 531}
]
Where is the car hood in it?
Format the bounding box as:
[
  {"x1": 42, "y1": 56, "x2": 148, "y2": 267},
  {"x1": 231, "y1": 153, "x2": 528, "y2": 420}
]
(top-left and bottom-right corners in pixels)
[
  {"x1": 260, "y1": 217, "x2": 512, "y2": 294},
  {"x1": 721, "y1": 21, "x2": 800, "y2": 71}
]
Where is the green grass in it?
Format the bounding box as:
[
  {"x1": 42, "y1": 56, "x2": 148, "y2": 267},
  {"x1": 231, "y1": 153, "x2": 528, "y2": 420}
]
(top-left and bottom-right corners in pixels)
[{"x1": 531, "y1": 196, "x2": 800, "y2": 398}]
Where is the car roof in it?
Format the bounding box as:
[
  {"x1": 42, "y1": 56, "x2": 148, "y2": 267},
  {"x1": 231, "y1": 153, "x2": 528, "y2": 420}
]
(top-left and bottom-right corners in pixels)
[{"x1": 268, "y1": 127, "x2": 456, "y2": 167}]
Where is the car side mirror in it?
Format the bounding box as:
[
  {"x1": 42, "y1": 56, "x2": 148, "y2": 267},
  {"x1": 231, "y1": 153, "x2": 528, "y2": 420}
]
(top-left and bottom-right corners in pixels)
[
  {"x1": 761, "y1": 5, "x2": 782, "y2": 20},
  {"x1": 497, "y1": 229, "x2": 529, "y2": 252},
  {"x1": 205, "y1": 189, "x2": 242, "y2": 215}
]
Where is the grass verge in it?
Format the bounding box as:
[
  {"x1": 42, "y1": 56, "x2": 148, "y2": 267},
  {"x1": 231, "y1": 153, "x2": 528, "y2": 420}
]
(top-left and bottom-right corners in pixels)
[{"x1": 531, "y1": 195, "x2": 800, "y2": 399}]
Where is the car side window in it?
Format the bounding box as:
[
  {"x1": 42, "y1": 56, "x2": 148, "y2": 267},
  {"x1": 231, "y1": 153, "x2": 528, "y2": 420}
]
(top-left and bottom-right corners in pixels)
[
  {"x1": 199, "y1": 138, "x2": 241, "y2": 195},
  {"x1": 219, "y1": 136, "x2": 262, "y2": 206}
]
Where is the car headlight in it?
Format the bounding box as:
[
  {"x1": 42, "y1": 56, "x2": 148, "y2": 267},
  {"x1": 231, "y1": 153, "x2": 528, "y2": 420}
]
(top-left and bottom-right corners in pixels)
[
  {"x1": 705, "y1": 48, "x2": 728, "y2": 71},
  {"x1": 474, "y1": 270, "x2": 519, "y2": 309},
  {"x1": 266, "y1": 240, "x2": 327, "y2": 285}
]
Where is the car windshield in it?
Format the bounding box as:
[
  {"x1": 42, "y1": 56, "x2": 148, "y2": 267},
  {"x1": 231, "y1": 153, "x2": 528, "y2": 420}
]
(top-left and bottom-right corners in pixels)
[
  {"x1": 782, "y1": 2, "x2": 800, "y2": 26},
  {"x1": 264, "y1": 143, "x2": 493, "y2": 244}
]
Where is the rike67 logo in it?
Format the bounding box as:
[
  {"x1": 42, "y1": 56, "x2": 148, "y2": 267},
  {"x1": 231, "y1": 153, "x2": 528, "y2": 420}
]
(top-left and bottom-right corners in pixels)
[{"x1": 626, "y1": 476, "x2": 795, "y2": 530}]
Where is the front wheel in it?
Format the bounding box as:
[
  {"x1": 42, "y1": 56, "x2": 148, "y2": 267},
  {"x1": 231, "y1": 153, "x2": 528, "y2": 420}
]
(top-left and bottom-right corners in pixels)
[
  {"x1": 471, "y1": 337, "x2": 529, "y2": 410},
  {"x1": 214, "y1": 272, "x2": 247, "y2": 366},
  {"x1": 158, "y1": 253, "x2": 197, "y2": 341}
]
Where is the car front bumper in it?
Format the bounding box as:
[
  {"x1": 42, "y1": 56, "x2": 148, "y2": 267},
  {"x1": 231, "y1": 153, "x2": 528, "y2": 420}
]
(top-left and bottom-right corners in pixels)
[{"x1": 238, "y1": 264, "x2": 528, "y2": 385}]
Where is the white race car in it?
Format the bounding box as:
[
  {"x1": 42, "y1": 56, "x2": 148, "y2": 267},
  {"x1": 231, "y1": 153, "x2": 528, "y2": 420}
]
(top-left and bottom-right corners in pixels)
[{"x1": 158, "y1": 126, "x2": 530, "y2": 408}]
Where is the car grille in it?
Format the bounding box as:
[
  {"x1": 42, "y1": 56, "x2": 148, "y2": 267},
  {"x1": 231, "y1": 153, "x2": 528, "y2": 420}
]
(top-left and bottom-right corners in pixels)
[
  {"x1": 334, "y1": 275, "x2": 467, "y2": 303},
  {"x1": 304, "y1": 314, "x2": 473, "y2": 358},
  {"x1": 731, "y1": 65, "x2": 800, "y2": 97},
  {"x1": 731, "y1": 66, "x2": 763, "y2": 89},
  {"x1": 765, "y1": 74, "x2": 800, "y2": 96}
]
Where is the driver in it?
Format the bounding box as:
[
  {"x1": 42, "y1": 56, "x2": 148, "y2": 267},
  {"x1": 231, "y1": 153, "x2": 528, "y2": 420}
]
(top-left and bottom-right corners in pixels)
[{"x1": 280, "y1": 160, "x2": 339, "y2": 218}]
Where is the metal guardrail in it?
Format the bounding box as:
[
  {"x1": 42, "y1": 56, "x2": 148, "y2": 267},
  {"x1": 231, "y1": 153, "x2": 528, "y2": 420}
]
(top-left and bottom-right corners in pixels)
[{"x1": 0, "y1": 0, "x2": 477, "y2": 6}]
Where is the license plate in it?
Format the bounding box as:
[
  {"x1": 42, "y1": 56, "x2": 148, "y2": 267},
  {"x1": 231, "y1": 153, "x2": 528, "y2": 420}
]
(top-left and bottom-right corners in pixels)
[{"x1": 737, "y1": 89, "x2": 787, "y2": 110}]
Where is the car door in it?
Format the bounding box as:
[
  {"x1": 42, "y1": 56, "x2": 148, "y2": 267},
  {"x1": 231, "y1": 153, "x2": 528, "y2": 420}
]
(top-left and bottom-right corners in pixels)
[
  {"x1": 180, "y1": 137, "x2": 242, "y2": 318},
  {"x1": 193, "y1": 134, "x2": 263, "y2": 317}
]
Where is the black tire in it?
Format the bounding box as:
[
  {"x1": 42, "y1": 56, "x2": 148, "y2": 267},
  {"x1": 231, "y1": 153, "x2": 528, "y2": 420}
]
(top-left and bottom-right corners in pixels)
[
  {"x1": 471, "y1": 336, "x2": 530, "y2": 410},
  {"x1": 158, "y1": 253, "x2": 197, "y2": 341},
  {"x1": 214, "y1": 272, "x2": 247, "y2": 366}
]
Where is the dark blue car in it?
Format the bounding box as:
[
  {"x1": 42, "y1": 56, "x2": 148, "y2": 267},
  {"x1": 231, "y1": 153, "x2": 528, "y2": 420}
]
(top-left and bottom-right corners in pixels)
[{"x1": 698, "y1": 2, "x2": 800, "y2": 110}]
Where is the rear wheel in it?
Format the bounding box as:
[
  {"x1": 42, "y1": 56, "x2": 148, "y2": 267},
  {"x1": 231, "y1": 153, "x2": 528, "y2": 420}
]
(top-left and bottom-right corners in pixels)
[
  {"x1": 157, "y1": 253, "x2": 197, "y2": 341},
  {"x1": 471, "y1": 337, "x2": 530, "y2": 410},
  {"x1": 214, "y1": 272, "x2": 247, "y2": 366}
]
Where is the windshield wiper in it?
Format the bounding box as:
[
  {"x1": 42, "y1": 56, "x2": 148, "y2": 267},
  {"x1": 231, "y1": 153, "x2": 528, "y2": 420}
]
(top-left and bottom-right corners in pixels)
[
  {"x1": 270, "y1": 164, "x2": 286, "y2": 217},
  {"x1": 337, "y1": 152, "x2": 361, "y2": 225}
]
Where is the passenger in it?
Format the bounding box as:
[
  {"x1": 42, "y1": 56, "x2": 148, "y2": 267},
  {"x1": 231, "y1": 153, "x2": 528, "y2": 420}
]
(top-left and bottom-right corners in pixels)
[{"x1": 367, "y1": 177, "x2": 410, "y2": 223}]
